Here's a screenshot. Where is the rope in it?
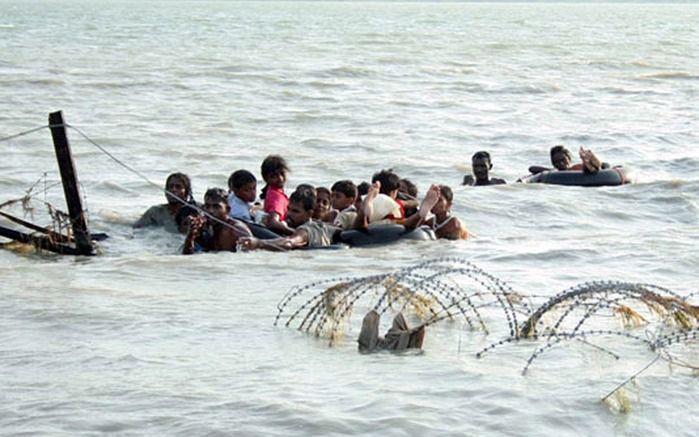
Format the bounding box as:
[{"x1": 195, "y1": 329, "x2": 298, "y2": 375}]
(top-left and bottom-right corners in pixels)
[
  {"x1": 0, "y1": 125, "x2": 50, "y2": 143},
  {"x1": 64, "y1": 123, "x2": 265, "y2": 241}
]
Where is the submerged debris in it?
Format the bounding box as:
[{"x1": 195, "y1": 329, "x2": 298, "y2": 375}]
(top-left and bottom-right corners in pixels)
[{"x1": 275, "y1": 257, "x2": 528, "y2": 346}]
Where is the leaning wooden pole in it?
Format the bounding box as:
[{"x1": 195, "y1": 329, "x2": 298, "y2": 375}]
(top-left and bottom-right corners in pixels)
[{"x1": 49, "y1": 111, "x2": 94, "y2": 255}]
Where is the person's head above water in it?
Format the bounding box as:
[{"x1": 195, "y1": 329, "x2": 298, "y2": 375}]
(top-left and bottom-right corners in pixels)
[
  {"x1": 471, "y1": 151, "x2": 493, "y2": 183},
  {"x1": 371, "y1": 169, "x2": 401, "y2": 198},
  {"x1": 203, "y1": 187, "x2": 230, "y2": 220},
  {"x1": 314, "y1": 187, "x2": 332, "y2": 220},
  {"x1": 228, "y1": 170, "x2": 257, "y2": 203},
  {"x1": 331, "y1": 180, "x2": 357, "y2": 211},
  {"x1": 286, "y1": 188, "x2": 317, "y2": 228},
  {"x1": 261, "y1": 155, "x2": 290, "y2": 189},
  {"x1": 431, "y1": 185, "x2": 454, "y2": 216},
  {"x1": 165, "y1": 172, "x2": 193, "y2": 205},
  {"x1": 399, "y1": 178, "x2": 418, "y2": 198},
  {"x1": 550, "y1": 145, "x2": 573, "y2": 171}
]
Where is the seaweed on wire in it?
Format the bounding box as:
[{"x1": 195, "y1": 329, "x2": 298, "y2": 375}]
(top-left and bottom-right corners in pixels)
[
  {"x1": 275, "y1": 257, "x2": 525, "y2": 346},
  {"x1": 477, "y1": 281, "x2": 697, "y2": 360}
]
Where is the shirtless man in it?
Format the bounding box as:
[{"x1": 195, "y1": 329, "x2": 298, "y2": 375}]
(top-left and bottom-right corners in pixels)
[
  {"x1": 462, "y1": 151, "x2": 507, "y2": 186},
  {"x1": 182, "y1": 188, "x2": 252, "y2": 254},
  {"x1": 238, "y1": 189, "x2": 341, "y2": 251}
]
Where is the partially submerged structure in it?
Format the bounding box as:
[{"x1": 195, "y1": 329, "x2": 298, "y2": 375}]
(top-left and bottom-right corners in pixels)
[{"x1": 0, "y1": 111, "x2": 100, "y2": 255}]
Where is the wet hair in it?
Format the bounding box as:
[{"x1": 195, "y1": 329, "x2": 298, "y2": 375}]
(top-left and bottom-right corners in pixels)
[
  {"x1": 371, "y1": 169, "x2": 401, "y2": 195},
  {"x1": 204, "y1": 187, "x2": 228, "y2": 205},
  {"x1": 331, "y1": 180, "x2": 357, "y2": 199},
  {"x1": 438, "y1": 185, "x2": 454, "y2": 203},
  {"x1": 399, "y1": 178, "x2": 418, "y2": 197},
  {"x1": 550, "y1": 145, "x2": 572, "y2": 161},
  {"x1": 294, "y1": 183, "x2": 315, "y2": 195},
  {"x1": 289, "y1": 187, "x2": 316, "y2": 212},
  {"x1": 471, "y1": 151, "x2": 493, "y2": 170},
  {"x1": 175, "y1": 205, "x2": 200, "y2": 227},
  {"x1": 228, "y1": 169, "x2": 256, "y2": 191},
  {"x1": 260, "y1": 155, "x2": 290, "y2": 200},
  {"x1": 356, "y1": 182, "x2": 371, "y2": 197},
  {"x1": 261, "y1": 155, "x2": 289, "y2": 179},
  {"x1": 165, "y1": 172, "x2": 194, "y2": 203}
]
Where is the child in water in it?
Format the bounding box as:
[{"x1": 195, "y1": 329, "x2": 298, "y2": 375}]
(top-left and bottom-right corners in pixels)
[
  {"x1": 227, "y1": 169, "x2": 257, "y2": 222},
  {"x1": 260, "y1": 155, "x2": 293, "y2": 235},
  {"x1": 313, "y1": 187, "x2": 333, "y2": 222},
  {"x1": 423, "y1": 185, "x2": 469, "y2": 240},
  {"x1": 330, "y1": 179, "x2": 358, "y2": 230}
]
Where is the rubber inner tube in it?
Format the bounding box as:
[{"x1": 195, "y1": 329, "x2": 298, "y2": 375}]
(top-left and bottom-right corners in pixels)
[
  {"x1": 526, "y1": 167, "x2": 627, "y2": 187},
  {"x1": 339, "y1": 224, "x2": 436, "y2": 247}
]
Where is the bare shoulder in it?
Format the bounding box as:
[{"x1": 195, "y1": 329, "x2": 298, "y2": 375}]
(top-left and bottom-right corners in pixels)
[{"x1": 438, "y1": 216, "x2": 468, "y2": 240}]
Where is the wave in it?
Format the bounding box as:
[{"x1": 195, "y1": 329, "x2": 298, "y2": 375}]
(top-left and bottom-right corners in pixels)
[
  {"x1": 634, "y1": 71, "x2": 699, "y2": 81},
  {"x1": 0, "y1": 78, "x2": 66, "y2": 86},
  {"x1": 312, "y1": 66, "x2": 374, "y2": 79}
]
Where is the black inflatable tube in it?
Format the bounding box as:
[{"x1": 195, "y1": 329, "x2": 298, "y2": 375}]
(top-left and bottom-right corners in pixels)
[
  {"x1": 527, "y1": 168, "x2": 627, "y2": 187},
  {"x1": 244, "y1": 221, "x2": 282, "y2": 240},
  {"x1": 338, "y1": 224, "x2": 436, "y2": 247}
]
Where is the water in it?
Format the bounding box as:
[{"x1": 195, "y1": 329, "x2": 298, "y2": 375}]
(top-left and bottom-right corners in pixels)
[{"x1": 1, "y1": 1, "x2": 698, "y2": 435}]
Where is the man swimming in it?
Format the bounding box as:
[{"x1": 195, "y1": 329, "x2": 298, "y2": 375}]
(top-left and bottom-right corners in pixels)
[
  {"x1": 182, "y1": 188, "x2": 252, "y2": 254},
  {"x1": 462, "y1": 151, "x2": 507, "y2": 186}
]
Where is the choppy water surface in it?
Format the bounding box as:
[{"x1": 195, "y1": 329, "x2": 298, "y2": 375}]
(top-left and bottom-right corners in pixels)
[{"x1": 1, "y1": 1, "x2": 698, "y2": 435}]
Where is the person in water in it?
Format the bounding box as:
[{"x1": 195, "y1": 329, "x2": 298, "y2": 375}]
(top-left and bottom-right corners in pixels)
[
  {"x1": 355, "y1": 169, "x2": 406, "y2": 225},
  {"x1": 462, "y1": 151, "x2": 507, "y2": 186},
  {"x1": 313, "y1": 187, "x2": 333, "y2": 222},
  {"x1": 239, "y1": 188, "x2": 341, "y2": 251},
  {"x1": 134, "y1": 172, "x2": 194, "y2": 233},
  {"x1": 182, "y1": 188, "x2": 252, "y2": 254},
  {"x1": 353, "y1": 181, "x2": 441, "y2": 231},
  {"x1": 398, "y1": 178, "x2": 419, "y2": 217},
  {"x1": 227, "y1": 169, "x2": 257, "y2": 222},
  {"x1": 529, "y1": 145, "x2": 608, "y2": 175},
  {"x1": 423, "y1": 185, "x2": 469, "y2": 240},
  {"x1": 330, "y1": 179, "x2": 358, "y2": 230},
  {"x1": 259, "y1": 155, "x2": 293, "y2": 235}
]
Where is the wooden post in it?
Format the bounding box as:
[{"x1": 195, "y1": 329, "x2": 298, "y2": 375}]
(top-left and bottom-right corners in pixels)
[
  {"x1": 49, "y1": 111, "x2": 94, "y2": 255},
  {"x1": 0, "y1": 224, "x2": 82, "y2": 255}
]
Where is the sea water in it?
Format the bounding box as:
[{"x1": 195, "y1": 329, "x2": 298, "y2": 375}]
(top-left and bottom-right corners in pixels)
[{"x1": 1, "y1": 1, "x2": 698, "y2": 435}]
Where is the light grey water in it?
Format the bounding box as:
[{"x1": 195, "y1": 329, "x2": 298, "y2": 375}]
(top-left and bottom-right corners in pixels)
[{"x1": 1, "y1": 1, "x2": 698, "y2": 435}]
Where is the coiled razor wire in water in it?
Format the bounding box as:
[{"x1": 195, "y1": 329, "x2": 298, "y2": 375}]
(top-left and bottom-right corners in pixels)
[
  {"x1": 276, "y1": 258, "x2": 699, "y2": 408},
  {"x1": 274, "y1": 257, "x2": 529, "y2": 346}
]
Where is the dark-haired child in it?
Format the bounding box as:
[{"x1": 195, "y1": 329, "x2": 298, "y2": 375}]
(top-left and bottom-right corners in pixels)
[
  {"x1": 313, "y1": 187, "x2": 333, "y2": 222},
  {"x1": 423, "y1": 185, "x2": 468, "y2": 240},
  {"x1": 260, "y1": 155, "x2": 293, "y2": 235},
  {"x1": 227, "y1": 169, "x2": 257, "y2": 222},
  {"x1": 330, "y1": 180, "x2": 358, "y2": 230}
]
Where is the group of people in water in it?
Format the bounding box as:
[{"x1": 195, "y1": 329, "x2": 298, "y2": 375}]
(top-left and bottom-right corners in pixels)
[
  {"x1": 133, "y1": 144, "x2": 605, "y2": 253},
  {"x1": 462, "y1": 145, "x2": 608, "y2": 186}
]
